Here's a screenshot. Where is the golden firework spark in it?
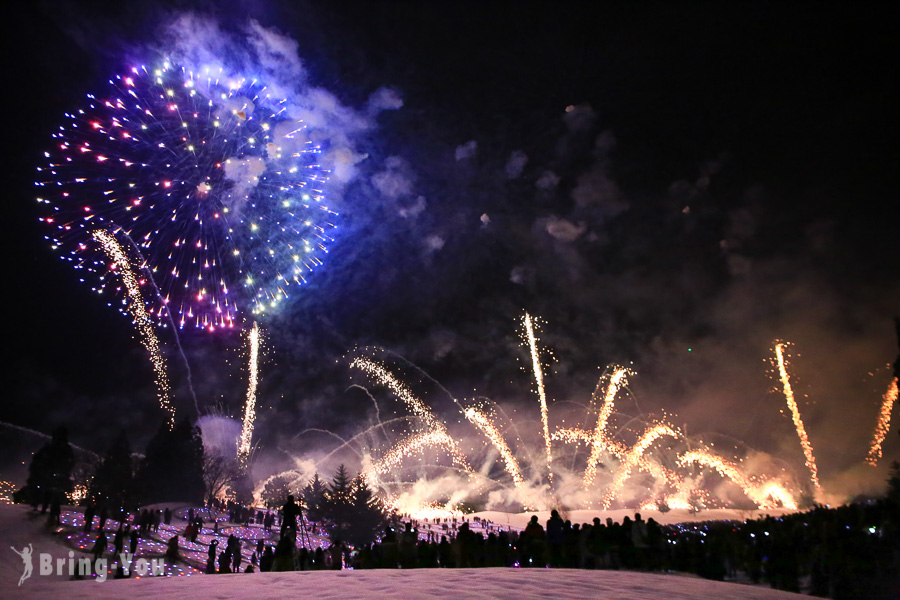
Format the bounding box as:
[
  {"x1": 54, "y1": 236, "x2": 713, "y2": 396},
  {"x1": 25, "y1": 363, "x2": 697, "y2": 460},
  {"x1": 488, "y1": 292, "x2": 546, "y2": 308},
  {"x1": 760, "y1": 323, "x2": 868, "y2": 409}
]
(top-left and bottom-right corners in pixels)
[
  {"x1": 866, "y1": 377, "x2": 899, "y2": 466},
  {"x1": 238, "y1": 321, "x2": 261, "y2": 462},
  {"x1": 524, "y1": 312, "x2": 553, "y2": 483},
  {"x1": 678, "y1": 449, "x2": 798, "y2": 510},
  {"x1": 774, "y1": 341, "x2": 820, "y2": 491},
  {"x1": 92, "y1": 229, "x2": 174, "y2": 427},
  {"x1": 365, "y1": 429, "x2": 472, "y2": 482},
  {"x1": 351, "y1": 356, "x2": 440, "y2": 430},
  {"x1": 464, "y1": 406, "x2": 524, "y2": 486},
  {"x1": 601, "y1": 424, "x2": 679, "y2": 508},
  {"x1": 584, "y1": 366, "x2": 630, "y2": 487}
]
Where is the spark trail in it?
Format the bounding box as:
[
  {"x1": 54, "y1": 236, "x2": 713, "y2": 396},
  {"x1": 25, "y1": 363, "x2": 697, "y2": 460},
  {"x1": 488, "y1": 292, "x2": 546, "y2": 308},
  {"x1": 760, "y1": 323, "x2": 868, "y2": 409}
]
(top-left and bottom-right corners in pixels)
[
  {"x1": 365, "y1": 430, "x2": 473, "y2": 482},
  {"x1": 464, "y1": 406, "x2": 524, "y2": 486},
  {"x1": 866, "y1": 376, "x2": 899, "y2": 466},
  {"x1": 584, "y1": 366, "x2": 630, "y2": 487},
  {"x1": 600, "y1": 424, "x2": 679, "y2": 508},
  {"x1": 350, "y1": 356, "x2": 440, "y2": 431},
  {"x1": 679, "y1": 450, "x2": 798, "y2": 509},
  {"x1": 92, "y1": 229, "x2": 174, "y2": 427},
  {"x1": 238, "y1": 321, "x2": 260, "y2": 463},
  {"x1": 524, "y1": 313, "x2": 553, "y2": 483},
  {"x1": 774, "y1": 341, "x2": 820, "y2": 492}
]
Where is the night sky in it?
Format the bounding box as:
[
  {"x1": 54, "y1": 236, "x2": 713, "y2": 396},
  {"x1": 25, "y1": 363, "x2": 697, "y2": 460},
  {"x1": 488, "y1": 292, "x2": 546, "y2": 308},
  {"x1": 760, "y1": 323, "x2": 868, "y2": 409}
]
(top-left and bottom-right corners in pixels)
[{"x1": 4, "y1": 2, "x2": 899, "y2": 500}]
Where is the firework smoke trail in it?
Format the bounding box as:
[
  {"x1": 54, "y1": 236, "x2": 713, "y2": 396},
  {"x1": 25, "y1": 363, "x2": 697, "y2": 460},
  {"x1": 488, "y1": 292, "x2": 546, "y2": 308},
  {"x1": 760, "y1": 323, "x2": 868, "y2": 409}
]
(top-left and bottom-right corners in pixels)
[
  {"x1": 600, "y1": 424, "x2": 679, "y2": 508},
  {"x1": 92, "y1": 229, "x2": 175, "y2": 427},
  {"x1": 464, "y1": 407, "x2": 524, "y2": 486},
  {"x1": 350, "y1": 356, "x2": 441, "y2": 430},
  {"x1": 866, "y1": 377, "x2": 899, "y2": 466},
  {"x1": 238, "y1": 321, "x2": 260, "y2": 462},
  {"x1": 774, "y1": 341, "x2": 820, "y2": 491},
  {"x1": 584, "y1": 366, "x2": 630, "y2": 487},
  {"x1": 523, "y1": 313, "x2": 553, "y2": 483}
]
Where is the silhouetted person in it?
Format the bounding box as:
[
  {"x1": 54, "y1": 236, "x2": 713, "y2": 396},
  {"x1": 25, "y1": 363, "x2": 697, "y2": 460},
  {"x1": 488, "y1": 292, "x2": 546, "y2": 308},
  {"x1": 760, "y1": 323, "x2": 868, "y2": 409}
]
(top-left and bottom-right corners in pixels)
[
  {"x1": 166, "y1": 534, "x2": 179, "y2": 561},
  {"x1": 281, "y1": 494, "x2": 301, "y2": 539},
  {"x1": 92, "y1": 531, "x2": 108, "y2": 561},
  {"x1": 83, "y1": 505, "x2": 95, "y2": 532}
]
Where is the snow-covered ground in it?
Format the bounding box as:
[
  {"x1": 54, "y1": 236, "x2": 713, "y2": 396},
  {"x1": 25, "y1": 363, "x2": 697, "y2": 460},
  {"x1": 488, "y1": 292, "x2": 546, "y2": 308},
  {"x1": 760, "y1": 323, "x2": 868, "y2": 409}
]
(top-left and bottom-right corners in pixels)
[{"x1": 1, "y1": 504, "x2": 807, "y2": 599}]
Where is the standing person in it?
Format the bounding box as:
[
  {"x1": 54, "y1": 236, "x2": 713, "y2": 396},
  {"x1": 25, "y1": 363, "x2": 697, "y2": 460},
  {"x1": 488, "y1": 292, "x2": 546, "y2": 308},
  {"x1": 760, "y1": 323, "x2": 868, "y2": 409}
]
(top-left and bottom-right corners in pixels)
[
  {"x1": 113, "y1": 524, "x2": 125, "y2": 556},
  {"x1": 92, "y1": 531, "x2": 108, "y2": 561},
  {"x1": 281, "y1": 495, "x2": 301, "y2": 540},
  {"x1": 166, "y1": 534, "x2": 179, "y2": 561},
  {"x1": 206, "y1": 540, "x2": 219, "y2": 574},
  {"x1": 83, "y1": 504, "x2": 95, "y2": 532},
  {"x1": 129, "y1": 528, "x2": 139, "y2": 555}
]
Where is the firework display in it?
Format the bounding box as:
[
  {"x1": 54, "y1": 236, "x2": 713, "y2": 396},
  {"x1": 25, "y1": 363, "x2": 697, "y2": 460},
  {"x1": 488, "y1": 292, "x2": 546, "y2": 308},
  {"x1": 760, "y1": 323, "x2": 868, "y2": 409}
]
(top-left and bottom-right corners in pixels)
[
  {"x1": 280, "y1": 316, "x2": 836, "y2": 517},
  {"x1": 36, "y1": 62, "x2": 335, "y2": 330}
]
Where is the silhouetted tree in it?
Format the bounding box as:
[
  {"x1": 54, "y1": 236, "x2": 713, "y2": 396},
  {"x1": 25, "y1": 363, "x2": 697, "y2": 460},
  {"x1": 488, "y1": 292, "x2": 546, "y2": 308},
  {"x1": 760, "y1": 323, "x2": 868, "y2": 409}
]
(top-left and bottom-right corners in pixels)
[
  {"x1": 136, "y1": 419, "x2": 204, "y2": 504},
  {"x1": 203, "y1": 451, "x2": 238, "y2": 505},
  {"x1": 321, "y1": 466, "x2": 388, "y2": 546},
  {"x1": 261, "y1": 475, "x2": 291, "y2": 509},
  {"x1": 87, "y1": 431, "x2": 136, "y2": 511},
  {"x1": 302, "y1": 473, "x2": 327, "y2": 522},
  {"x1": 18, "y1": 426, "x2": 74, "y2": 506}
]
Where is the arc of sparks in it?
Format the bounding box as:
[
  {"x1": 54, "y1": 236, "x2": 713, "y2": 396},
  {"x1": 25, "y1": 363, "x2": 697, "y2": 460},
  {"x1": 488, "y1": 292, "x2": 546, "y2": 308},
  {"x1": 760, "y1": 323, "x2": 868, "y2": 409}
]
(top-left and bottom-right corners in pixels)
[
  {"x1": 774, "y1": 342, "x2": 820, "y2": 491},
  {"x1": 464, "y1": 407, "x2": 524, "y2": 486},
  {"x1": 350, "y1": 356, "x2": 441, "y2": 431},
  {"x1": 364, "y1": 430, "x2": 473, "y2": 484},
  {"x1": 600, "y1": 424, "x2": 679, "y2": 508},
  {"x1": 584, "y1": 366, "x2": 630, "y2": 487},
  {"x1": 678, "y1": 449, "x2": 798, "y2": 510},
  {"x1": 524, "y1": 313, "x2": 553, "y2": 483},
  {"x1": 866, "y1": 376, "x2": 899, "y2": 466},
  {"x1": 92, "y1": 229, "x2": 175, "y2": 428},
  {"x1": 238, "y1": 321, "x2": 260, "y2": 463}
]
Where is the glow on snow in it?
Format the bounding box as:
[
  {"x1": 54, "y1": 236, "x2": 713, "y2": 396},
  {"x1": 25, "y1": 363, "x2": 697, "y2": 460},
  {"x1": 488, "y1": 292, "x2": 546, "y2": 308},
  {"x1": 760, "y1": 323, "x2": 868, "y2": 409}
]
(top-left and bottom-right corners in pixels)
[
  {"x1": 523, "y1": 313, "x2": 553, "y2": 483},
  {"x1": 774, "y1": 341, "x2": 820, "y2": 492},
  {"x1": 92, "y1": 229, "x2": 175, "y2": 427},
  {"x1": 238, "y1": 321, "x2": 261, "y2": 462},
  {"x1": 37, "y1": 62, "x2": 336, "y2": 330},
  {"x1": 866, "y1": 376, "x2": 899, "y2": 466}
]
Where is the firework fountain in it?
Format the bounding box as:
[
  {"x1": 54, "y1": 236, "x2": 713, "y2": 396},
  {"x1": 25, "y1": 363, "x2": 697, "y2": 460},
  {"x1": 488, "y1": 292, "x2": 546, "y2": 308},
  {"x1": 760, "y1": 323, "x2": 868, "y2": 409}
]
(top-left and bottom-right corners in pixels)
[
  {"x1": 271, "y1": 314, "x2": 896, "y2": 518},
  {"x1": 238, "y1": 321, "x2": 261, "y2": 463}
]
